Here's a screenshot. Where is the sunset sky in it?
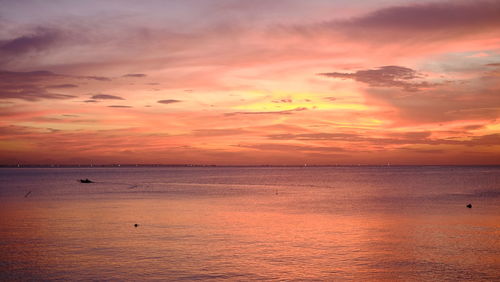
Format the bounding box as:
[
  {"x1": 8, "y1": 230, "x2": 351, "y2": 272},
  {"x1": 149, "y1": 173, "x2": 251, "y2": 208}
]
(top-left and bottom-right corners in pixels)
[{"x1": 1, "y1": 0, "x2": 500, "y2": 165}]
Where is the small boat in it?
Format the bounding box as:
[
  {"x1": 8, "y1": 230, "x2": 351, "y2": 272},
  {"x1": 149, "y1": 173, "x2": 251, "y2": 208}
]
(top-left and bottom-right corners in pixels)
[{"x1": 79, "y1": 178, "x2": 94, "y2": 183}]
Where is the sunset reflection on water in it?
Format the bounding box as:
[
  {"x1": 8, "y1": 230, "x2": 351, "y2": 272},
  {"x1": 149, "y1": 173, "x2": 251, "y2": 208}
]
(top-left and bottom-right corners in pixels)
[{"x1": 1, "y1": 167, "x2": 499, "y2": 280}]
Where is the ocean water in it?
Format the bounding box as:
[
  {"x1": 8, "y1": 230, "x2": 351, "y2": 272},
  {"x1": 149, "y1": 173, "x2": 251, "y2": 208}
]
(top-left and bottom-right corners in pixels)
[{"x1": 0, "y1": 166, "x2": 499, "y2": 281}]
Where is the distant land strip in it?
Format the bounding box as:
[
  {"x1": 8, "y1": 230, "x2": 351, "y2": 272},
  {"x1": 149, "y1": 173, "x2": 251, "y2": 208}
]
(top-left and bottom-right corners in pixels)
[{"x1": 1, "y1": 164, "x2": 499, "y2": 168}]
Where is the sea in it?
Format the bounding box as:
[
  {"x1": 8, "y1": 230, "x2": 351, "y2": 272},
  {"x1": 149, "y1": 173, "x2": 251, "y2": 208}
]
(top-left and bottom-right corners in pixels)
[{"x1": 0, "y1": 166, "x2": 499, "y2": 281}]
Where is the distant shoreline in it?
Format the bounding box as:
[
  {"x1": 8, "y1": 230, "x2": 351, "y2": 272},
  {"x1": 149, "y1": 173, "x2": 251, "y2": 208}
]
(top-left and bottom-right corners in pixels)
[{"x1": 1, "y1": 164, "x2": 499, "y2": 168}]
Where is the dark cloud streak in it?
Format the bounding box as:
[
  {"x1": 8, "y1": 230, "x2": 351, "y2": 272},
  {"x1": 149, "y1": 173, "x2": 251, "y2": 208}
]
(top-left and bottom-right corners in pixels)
[
  {"x1": 91, "y1": 94, "x2": 124, "y2": 100},
  {"x1": 158, "y1": 99, "x2": 181, "y2": 104},
  {"x1": 108, "y1": 105, "x2": 132, "y2": 108},
  {"x1": 319, "y1": 66, "x2": 436, "y2": 91},
  {"x1": 46, "y1": 84, "x2": 78, "y2": 89},
  {"x1": 225, "y1": 107, "x2": 307, "y2": 116}
]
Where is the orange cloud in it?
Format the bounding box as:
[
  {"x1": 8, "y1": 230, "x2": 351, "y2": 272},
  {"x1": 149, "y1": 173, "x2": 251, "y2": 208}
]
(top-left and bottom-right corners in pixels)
[{"x1": 0, "y1": 0, "x2": 499, "y2": 164}]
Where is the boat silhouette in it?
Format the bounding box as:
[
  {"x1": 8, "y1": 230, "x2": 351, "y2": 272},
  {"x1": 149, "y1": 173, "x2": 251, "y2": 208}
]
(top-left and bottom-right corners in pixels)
[{"x1": 79, "y1": 179, "x2": 94, "y2": 183}]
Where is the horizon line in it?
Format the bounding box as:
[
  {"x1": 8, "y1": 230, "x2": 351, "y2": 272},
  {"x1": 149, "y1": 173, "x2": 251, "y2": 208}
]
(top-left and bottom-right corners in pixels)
[{"x1": 2, "y1": 164, "x2": 500, "y2": 168}]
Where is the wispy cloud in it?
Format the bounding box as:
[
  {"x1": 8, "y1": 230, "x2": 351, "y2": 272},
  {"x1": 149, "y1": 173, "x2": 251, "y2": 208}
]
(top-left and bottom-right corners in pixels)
[
  {"x1": 0, "y1": 85, "x2": 76, "y2": 101},
  {"x1": 272, "y1": 98, "x2": 293, "y2": 103},
  {"x1": 0, "y1": 70, "x2": 61, "y2": 81},
  {"x1": 225, "y1": 107, "x2": 308, "y2": 116},
  {"x1": 323, "y1": 97, "x2": 337, "y2": 102},
  {"x1": 191, "y1": 128, "x2": 249, "y2": 137},
  {"x1": 84, "y1": 76, "x2": 111, "y2": 81},
  {"x1": 91, "y1": 94, "x2": 124, "y2": 100},
  {"x1": 108, "y1": 105, "x2": 132, "y2": 108},
  {"x1": 0, "y1": 70, "x2": 76, "y2": 101},
  {"x1": 237, "y1": 143, "x2": 346, "y2": 153}
]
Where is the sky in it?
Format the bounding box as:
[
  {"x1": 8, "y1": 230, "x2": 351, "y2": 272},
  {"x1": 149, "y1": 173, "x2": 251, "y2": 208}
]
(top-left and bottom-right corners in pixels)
[{"x1": 1, "y1": 0, "x2": 500, "y2": 165}]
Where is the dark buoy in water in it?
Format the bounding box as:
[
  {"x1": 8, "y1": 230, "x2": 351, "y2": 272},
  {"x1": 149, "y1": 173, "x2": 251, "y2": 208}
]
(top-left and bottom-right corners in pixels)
[
  {"x1": 466, "y1": 203, "x2": 472, "y2": 208},
  {"x1": 134, "y1": 224, "x2": 139, "y2": 227}
]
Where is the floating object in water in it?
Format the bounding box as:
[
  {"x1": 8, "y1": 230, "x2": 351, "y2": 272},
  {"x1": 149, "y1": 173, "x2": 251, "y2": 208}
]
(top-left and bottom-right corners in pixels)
[
  {"x1": 466, "y1": 203, "x2": 472, "y2": 208},
  {"x1": 134, "y1": 224, "x2": 139, "y2": 227},
  {"x1": 79, "y1": 178, "x2": 94, "y2": 183},
  {"x1": 24, "y1": 191, "x2": 32, "y2": 198}
]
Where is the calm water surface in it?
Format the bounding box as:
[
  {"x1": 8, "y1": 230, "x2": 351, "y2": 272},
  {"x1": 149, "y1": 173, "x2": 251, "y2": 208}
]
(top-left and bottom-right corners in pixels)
[{"x1": 0, "y1": 166, "x2": 499, "y2": 280}]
